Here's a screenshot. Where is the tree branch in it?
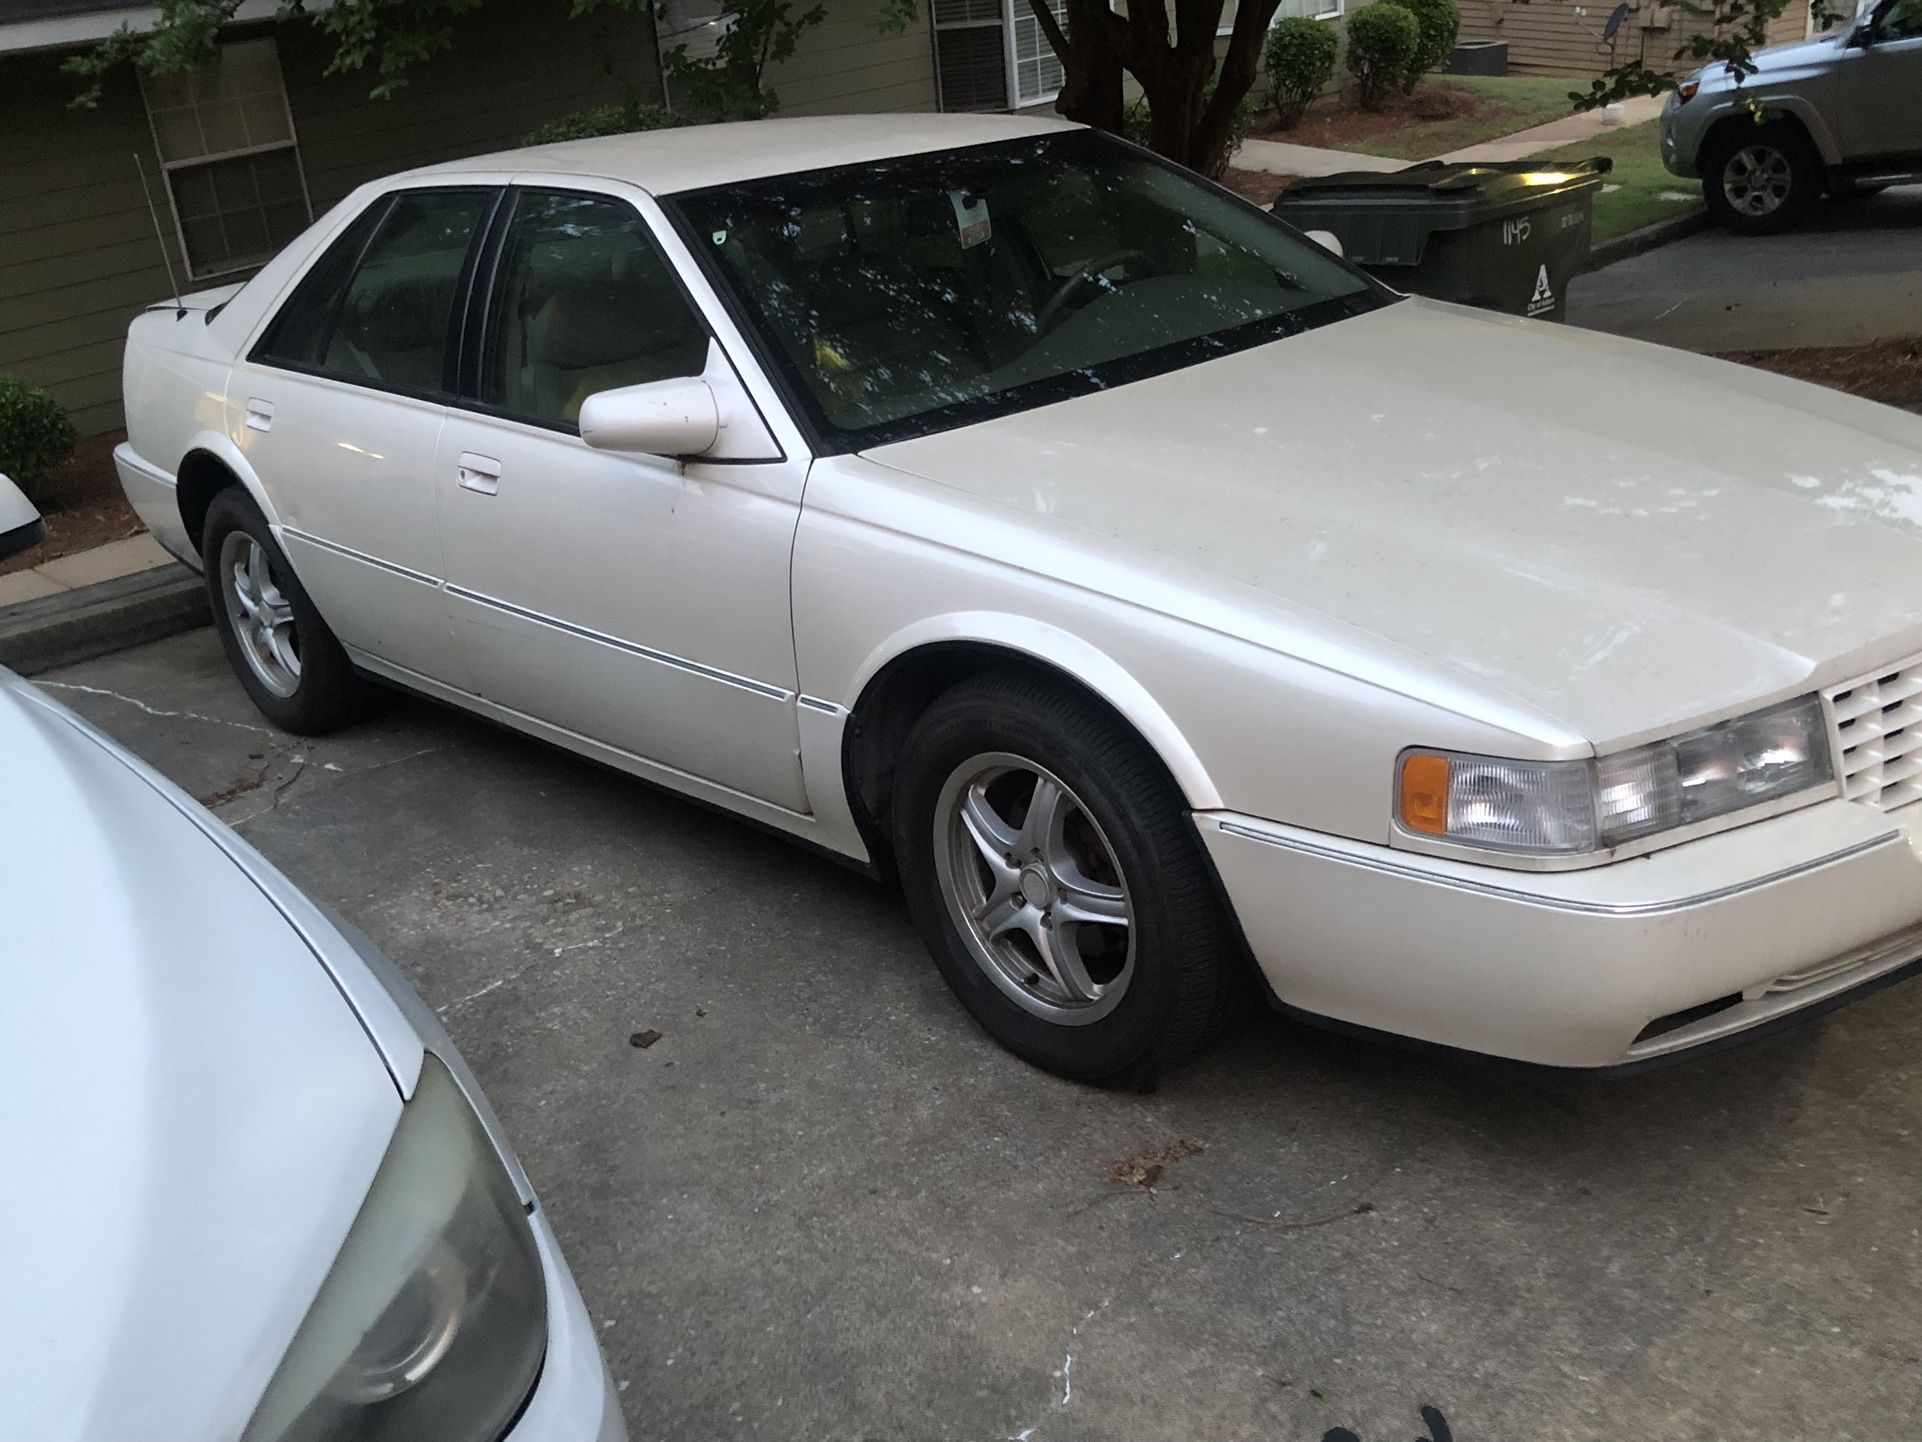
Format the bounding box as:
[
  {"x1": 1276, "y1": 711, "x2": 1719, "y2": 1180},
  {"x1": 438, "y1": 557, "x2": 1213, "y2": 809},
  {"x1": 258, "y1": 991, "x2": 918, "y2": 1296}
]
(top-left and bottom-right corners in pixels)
[{"x1": 1024, "y1": 0, "x2": 1070, "y2": 64}]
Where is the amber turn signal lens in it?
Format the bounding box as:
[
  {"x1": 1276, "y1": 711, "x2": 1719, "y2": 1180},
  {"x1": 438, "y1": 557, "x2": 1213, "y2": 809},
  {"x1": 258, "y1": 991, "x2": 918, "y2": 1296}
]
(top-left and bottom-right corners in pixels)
[{"x1": 1399, "y1": 753, "x2": 1452, "y2": 835}]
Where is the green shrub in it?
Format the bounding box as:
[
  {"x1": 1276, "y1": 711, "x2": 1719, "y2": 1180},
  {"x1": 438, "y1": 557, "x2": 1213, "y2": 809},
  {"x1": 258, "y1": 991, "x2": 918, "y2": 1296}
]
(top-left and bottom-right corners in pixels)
[
  {"x1": 1396, "y1": 0, "x2": 1461, "y2": 93},
  {"x1": 1345, "y1": 4, "x2": 1420, "y2": 112},
  {"x1": 1263, "y1": 18, "x2": 1340, "y2": 130},
  {"x1": 0, "y1": 375, "x2": 75, "y2": 510},
  {"x1": 524, "y1": 101, "x2": 681, "y2": 146}
]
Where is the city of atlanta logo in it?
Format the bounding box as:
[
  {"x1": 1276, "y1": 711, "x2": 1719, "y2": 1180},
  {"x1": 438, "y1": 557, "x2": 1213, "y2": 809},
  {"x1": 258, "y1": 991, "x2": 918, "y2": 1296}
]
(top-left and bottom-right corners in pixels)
[{"x1": 1525, "y1": 264, "x2": 1556, "y2": 317}]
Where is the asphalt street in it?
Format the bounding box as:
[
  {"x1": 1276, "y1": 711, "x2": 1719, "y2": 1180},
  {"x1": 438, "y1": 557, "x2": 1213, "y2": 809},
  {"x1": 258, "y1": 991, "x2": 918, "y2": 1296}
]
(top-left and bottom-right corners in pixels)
[
  {"x1": 1568, "y1": 185, "x2": 1922, "y2": 352},
  {"x1": 44, "y1": 627, "x2": 1922, "y2": 1442}
]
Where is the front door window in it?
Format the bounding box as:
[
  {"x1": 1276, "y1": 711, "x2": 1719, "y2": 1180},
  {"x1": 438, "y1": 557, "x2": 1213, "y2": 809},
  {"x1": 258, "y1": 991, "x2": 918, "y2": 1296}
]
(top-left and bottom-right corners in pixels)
[{"x1": 479, "y1": 191, "x2": 709, "y2": 429}]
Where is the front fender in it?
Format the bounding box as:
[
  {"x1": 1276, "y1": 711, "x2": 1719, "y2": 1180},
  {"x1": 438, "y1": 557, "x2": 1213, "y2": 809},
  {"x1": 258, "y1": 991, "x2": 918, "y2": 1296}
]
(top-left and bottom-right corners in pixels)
[
  {"x1": 1703, "y1": 94, "x2": 1843, "y2": 166},
  {"x1": 844, "y1": 611, "x2": 1224, "y2": 811}
]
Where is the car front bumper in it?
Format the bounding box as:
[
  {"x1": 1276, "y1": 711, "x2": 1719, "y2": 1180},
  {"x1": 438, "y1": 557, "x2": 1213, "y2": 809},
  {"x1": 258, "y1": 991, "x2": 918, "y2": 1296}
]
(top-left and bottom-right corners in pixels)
[
  {"x1": 508, "y1": 1205, "x2": 629, "y2": 1442},
  {"x1": 1659, "y1": 92, "x2": 1701, "y2": 179},
  {"x1": 1198, "y1": 796, "x2": 1922, "y2": 1068}
]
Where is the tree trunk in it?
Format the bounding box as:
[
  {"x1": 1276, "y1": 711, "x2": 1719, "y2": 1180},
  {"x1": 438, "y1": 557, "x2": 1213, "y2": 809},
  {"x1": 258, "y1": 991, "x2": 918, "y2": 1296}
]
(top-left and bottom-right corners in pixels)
[
  {"x1": 1033, "y1": 0, "x2": 1283, "y2": 176},
  {"x1": 1046, "y1": 0, "x2": 1126, "y2": 136},
  {"x1": 1189, "y1": 0, "x2": 1281, "y2": 176}
]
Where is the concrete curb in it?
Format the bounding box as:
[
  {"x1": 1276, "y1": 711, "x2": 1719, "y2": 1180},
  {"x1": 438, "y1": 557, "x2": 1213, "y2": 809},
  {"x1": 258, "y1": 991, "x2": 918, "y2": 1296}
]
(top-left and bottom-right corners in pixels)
[
  {"x1": 1584, "y1": 210, "x2": 1709, "y2": 273},
  {"x1": 0, "y1": 563, "x2": 209, "y2": 676}
]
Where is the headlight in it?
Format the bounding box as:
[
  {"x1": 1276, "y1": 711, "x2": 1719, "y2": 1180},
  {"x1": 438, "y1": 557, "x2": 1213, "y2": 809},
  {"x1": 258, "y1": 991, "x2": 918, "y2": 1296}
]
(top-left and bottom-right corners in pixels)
[
  {"x1": 241, "y1": 1054, "x2": 546, "y2": 1442},
  {"x1": 1677, "y1": 78, "x2": 1701, "y2": 102},
  {"x1": 1397, "y1": 696, "x2": 1834, "y2": 857}
]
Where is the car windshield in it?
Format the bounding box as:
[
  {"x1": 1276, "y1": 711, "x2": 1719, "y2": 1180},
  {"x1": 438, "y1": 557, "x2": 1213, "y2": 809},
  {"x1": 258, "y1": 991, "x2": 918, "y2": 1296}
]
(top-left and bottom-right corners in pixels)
[{"x1": 668, "y1": 130, "x2": 1391, "y2": 449}]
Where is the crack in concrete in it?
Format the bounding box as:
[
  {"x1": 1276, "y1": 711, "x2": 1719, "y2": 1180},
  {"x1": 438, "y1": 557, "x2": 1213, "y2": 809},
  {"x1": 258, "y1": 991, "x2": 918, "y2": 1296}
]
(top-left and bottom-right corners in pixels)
[{"x1": 36, "y1": 681, "x2": 280, "y2": 736}]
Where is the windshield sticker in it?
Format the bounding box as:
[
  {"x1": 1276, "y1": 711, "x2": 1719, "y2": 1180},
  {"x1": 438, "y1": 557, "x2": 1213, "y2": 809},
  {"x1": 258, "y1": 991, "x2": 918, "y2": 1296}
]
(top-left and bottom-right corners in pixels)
[{"x1": 948, "y1": 189, "x2": 992, "y2": 249}]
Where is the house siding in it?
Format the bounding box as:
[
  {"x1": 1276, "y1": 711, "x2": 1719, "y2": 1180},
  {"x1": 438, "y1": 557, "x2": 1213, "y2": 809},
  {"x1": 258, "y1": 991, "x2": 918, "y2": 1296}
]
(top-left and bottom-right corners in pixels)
[
  {"x1": 0, "y1": 2, "x2": 659, "y2": 437},
  {"x1": 0, "y1": 52, "x2": 181, "y2": 436},
  {"x1": 761, "y1": 5, "x2": 939, "y2": 117},
  {"x1": 1456, "y1": 0, "x2": 1807, "y2": 78}
]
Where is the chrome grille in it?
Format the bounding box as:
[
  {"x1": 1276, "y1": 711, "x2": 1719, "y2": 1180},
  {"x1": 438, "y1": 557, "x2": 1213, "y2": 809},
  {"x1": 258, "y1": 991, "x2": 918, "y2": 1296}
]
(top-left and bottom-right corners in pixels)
[{"x1": 1826, "y1": 659, "x2": 1922, "y2": 811}]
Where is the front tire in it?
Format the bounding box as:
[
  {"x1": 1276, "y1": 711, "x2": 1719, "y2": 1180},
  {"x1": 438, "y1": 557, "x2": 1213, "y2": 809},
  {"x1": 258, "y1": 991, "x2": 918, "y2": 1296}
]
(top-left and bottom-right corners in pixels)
[
  {"x1": 892, "y1": 672, "x2": 1241, "y2": 1086},
  {"x1": 202, "y1": 488, "x2": 370, "y2": 734},
  {"x1": 1702, "y1": 121, "x2": 1820, "y2": 235}
]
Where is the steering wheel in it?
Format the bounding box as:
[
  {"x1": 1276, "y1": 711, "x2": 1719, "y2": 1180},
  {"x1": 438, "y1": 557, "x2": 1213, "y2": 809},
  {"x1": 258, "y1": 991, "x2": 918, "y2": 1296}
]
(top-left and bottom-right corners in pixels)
[{"x1": 1035, "y1": 248, "x2": 1157, "y2": 332}]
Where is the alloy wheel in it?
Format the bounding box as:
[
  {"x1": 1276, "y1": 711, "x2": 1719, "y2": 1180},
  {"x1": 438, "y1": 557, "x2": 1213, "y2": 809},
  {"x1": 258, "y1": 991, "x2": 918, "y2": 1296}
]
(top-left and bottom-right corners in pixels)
[
  {"x1": 219, "y1": 529, "x2": 302, "y2": 699},
  {"x1": 1722, "y1": 144, "x2": 1794, "y2": 218},
  {"x1": 932, "y1": 752, "x2": 1135, "y2": 1025}
]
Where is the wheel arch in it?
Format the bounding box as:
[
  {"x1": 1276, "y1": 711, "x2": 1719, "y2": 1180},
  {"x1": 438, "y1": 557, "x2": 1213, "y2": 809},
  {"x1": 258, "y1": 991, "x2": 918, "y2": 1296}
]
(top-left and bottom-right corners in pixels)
[
  {"x1": 1700, "y1": 103, "x2": 1835, "y2": 170},
  {"x1": 835, "y1": 618, "x2": 1222, "y2": 877},
  {"x1": 175, "y1": 431, "x2": 280, "y2": 556}
]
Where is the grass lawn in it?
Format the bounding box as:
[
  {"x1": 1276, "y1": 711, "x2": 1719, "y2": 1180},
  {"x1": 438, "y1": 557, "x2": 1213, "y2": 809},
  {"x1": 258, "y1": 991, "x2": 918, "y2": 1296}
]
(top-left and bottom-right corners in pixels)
[
  {"x1": 1529, "y1": 118, "x2": 1702, "y2": 244},
  {"x1": 1261, "y1": 75, "x2": 1584, "y2": 161}
]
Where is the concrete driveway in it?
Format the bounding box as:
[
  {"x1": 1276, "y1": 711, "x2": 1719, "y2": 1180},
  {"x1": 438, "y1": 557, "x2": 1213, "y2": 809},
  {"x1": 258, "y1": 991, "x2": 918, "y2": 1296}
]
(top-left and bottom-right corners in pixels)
[
  {"x1": 1568, "y1": 185, "x2": 1922, "y2": 352},
  {"x1": 39, "y1": 629, "x2": 1922, "y2": 1442}
]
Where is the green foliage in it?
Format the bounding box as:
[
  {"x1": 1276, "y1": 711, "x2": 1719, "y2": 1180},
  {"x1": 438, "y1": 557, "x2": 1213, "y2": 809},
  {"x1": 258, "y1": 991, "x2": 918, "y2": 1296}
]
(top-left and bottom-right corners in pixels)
[
  {"x1": 0, "y1": 376, "x2": 77, "y2": 511},
  {"x1": 62, "y1": 0, "x2": 488, "y2": 108},
  {"x1": 1262, "y1": 17, "x2": 1339, "y2": 129},
  {"x1": 1395, "y1": 0, "x2": 1459, "y2": 93},
  {"x1": 1345, "y1": 3, "x2": 1420, "y2": 112},
  {"x1": 523, "y1": 99, "x2": 680, "y2": 146},
  {"x1": 658, "y1": 0, "x2": 826, "y2": 121},
  {"x1": 1570, "y1": 0, "x2": 1804, "y2": 110}
]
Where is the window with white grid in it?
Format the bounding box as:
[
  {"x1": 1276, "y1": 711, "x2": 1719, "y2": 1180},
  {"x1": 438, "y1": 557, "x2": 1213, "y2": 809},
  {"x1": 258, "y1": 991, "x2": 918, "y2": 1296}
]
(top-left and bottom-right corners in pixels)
[
  {"x1": 1011, "y1": 0, "x2": 1068, "y2": 106},
  {"x1": 935, "y1": 0, "x2": 1072, "y2": 111},
  {"x1": 139, "y1": 38, "x2": 312, "y2": 280}
]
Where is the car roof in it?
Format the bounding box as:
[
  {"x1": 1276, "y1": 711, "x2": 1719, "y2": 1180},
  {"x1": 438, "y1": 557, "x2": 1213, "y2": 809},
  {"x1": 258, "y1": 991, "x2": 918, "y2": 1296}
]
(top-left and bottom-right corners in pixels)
[{"x1": 398, "y1": 112, "x2": 1081, "y2": 196}]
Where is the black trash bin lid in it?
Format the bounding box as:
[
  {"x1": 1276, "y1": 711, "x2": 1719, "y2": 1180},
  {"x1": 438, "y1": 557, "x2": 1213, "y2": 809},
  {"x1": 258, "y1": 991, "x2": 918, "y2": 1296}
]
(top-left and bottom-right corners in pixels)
[{"x1": 1272, "y1": 156, "x2": 1612, "y2": 221}]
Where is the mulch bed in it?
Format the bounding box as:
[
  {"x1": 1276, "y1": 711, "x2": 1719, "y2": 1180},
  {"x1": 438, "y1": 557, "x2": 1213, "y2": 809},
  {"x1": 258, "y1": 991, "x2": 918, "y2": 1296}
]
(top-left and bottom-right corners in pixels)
[
  {"x1": 1220, "y1": 165, "x2": 1300, "y2": 208},
  {"x1": 1, "y1": 429, "x2": 146, "y2": 578},
  {"x1": 1723, "y1": 337, "x2": 1922, "y2": 416},
  {"x1": 1248, "y1": 84, "x2": 1479, "y2": 153}
]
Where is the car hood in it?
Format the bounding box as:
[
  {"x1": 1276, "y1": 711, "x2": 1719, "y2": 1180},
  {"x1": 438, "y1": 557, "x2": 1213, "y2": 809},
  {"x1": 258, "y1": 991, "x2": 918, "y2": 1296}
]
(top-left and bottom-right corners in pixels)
[
  {"x1": 1692, "y1": 32, "x2": 1844, "y2": 88},
  {"x1": 863, "y1": 298, "x2": 1922, "y2": 748},
  {"x1": 0, "y1": 679, "x2": 405, "y2": 1442}
]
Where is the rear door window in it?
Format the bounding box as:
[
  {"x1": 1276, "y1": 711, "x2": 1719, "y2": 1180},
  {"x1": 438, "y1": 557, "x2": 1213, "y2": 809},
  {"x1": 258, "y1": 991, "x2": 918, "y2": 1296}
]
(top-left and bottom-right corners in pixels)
[{"x1": 255, "y1": 187, "x2": 494, "y2": 396}]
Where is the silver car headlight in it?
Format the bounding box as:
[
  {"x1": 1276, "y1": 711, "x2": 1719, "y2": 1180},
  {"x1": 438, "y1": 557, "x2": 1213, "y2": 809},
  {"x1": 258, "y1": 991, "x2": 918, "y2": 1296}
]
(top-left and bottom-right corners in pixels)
[
  {"x1": 241, "y1": 1054, "x2": 546, "y2": 1442},
  {"x1": 1396, "y1": 695, "x2": 1835, "y2": 857}
]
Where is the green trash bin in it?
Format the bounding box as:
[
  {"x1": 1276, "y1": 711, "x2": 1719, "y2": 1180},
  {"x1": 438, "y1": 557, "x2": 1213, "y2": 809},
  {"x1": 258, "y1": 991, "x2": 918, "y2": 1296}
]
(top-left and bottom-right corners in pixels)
[{"x1": 1270, "y1": 158, "x2": 1611, "y2": 321}]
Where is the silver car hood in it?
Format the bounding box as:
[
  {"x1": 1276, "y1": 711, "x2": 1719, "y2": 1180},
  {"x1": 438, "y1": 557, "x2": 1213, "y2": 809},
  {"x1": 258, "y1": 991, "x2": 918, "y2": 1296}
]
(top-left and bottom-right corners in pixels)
[
  {"x1": 865, "y1": 299, "x2": 1922, "y2": 748},
  {"x1": 0, "y1": 678, "x2": 404, "y2": 1442}
]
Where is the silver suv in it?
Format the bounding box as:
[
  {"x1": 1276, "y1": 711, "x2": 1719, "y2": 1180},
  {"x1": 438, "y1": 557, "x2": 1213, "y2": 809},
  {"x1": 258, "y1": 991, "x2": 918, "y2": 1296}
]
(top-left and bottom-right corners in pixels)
[{"x1": 1660, "y1": 0, "x2": 1922, "y2": 233}]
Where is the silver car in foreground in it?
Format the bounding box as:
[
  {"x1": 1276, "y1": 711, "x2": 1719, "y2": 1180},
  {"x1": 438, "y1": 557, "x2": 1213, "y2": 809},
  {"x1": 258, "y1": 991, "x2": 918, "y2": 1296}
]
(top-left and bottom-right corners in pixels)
[
  {"x1": 1661, "y1": 0, "x2": 1922, "y2": 232},
  {"x1": 0, "y1": 481, "x2": 624, "y2": 1442}
]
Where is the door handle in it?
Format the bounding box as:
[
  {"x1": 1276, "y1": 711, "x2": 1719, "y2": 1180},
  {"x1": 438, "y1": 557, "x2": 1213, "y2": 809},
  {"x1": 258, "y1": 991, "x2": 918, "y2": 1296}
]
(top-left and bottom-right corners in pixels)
[
  {"x1": 245, "y1": 398, "x2": 274, "y2": 433},
  {"x1": 456, "y1": 452, "x2": 501, "y2": 496}
]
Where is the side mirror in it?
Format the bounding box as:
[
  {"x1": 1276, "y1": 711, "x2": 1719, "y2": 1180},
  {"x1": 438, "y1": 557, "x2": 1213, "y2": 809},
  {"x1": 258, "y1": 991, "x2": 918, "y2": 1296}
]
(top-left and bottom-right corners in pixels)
[
  {"x1": 1305, "y1": 229, "x2": 1346, "y2": 259},
  {"x1": 579, "y1": 378, "x2": 721, "y2": 458},
  {"x1": 0, "y1": 473, "x2": 45, "y2": 566}
]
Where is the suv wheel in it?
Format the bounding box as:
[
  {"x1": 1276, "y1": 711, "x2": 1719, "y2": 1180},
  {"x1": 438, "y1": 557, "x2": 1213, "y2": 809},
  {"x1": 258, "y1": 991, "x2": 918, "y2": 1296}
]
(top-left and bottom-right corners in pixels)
[{"x1": 1702, "y1": 121, "x2": 1820, "y2": 235}]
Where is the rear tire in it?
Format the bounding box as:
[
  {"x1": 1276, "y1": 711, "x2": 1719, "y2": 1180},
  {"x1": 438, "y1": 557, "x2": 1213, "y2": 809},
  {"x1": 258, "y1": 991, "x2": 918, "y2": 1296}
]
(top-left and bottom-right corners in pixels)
[
  {"x1": 202, "y1": 487, "x2": 371, "y2": 735},
  {"x1": 892, "y1": 672, "x2": 1242, "y2": 1087},
  {"x1": 1701, "y1": 120, "x2": 1820, "y2": 235}
]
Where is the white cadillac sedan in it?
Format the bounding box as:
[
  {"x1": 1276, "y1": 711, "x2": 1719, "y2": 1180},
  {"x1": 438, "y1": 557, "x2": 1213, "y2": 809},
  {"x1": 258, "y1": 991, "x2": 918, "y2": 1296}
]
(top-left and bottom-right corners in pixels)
[
  {"x1": 115, "y1": 114, "x2": 1922, "y2": 1083},
  {"x1": 0, "y1": 657, "x2": 623, "y2": 1439}
]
